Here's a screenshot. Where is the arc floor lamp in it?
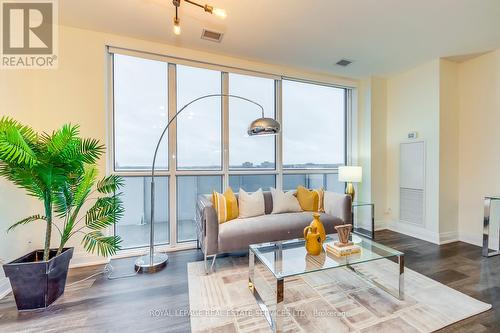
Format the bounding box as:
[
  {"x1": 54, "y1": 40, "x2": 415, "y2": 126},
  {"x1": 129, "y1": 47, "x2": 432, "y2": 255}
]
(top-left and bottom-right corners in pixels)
[{"x1": 134, "y1": 94, "x2": 281, "y2": 273}]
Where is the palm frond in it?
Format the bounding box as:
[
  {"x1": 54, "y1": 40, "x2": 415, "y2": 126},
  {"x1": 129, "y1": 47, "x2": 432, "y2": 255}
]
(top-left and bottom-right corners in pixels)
[
  {"x1": 96, "y1": 175, "x2": 124, "y2": 194},
  {"x1": 85, "y1": 195, "x2": 124, "y2": 230},
  {"x1": 80, "y1": 138, "x2": 105, "y2": 164},
  {"x1": 53, "y1": 182, "x2": 74, "y2": 218},
  {"x1": 0, "y1": 116, "x2": 38, "y2": 144},
  {"x1": 73, "y1": 166, "x2": 98, "y2": 206},
  {"x1": 43, "y1": 124, "x2": 80, "y2": 155},
  {"x1": 82, "y1": 231, "x2": 121, "y2": 256},
  {"x1": 0, "y1": 127, "x2": 37, "y2": 166},
  {"x1": 8, "y1": 214, "x2": 46, "y2": 232}
]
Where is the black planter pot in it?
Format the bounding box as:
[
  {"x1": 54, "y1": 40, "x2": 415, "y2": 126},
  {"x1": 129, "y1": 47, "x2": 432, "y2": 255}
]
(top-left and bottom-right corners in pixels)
[{"x1": 2, "y1": 247, "x2": 74, "y2": 311}]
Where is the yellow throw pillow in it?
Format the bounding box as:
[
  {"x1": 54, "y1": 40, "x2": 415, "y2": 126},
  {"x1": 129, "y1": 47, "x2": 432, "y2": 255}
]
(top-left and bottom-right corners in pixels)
[
  {"x1": 296, "y1": 185, "x2": 324, "y2": 212},
  {"x1": 212, "y1": 188, "x2": 239, "y2": 224}
]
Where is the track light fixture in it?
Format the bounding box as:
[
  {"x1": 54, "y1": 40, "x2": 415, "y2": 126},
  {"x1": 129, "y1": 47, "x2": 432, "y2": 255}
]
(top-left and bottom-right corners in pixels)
[{"x1": 172, "y1": 0, "x2": 226, "y2": 35}]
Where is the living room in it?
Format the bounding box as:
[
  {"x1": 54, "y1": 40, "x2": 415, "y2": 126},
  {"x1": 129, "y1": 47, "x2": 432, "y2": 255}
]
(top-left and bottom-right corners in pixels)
[{"x1": 1, "y1": 1, "x2": 500, "y2": 332}]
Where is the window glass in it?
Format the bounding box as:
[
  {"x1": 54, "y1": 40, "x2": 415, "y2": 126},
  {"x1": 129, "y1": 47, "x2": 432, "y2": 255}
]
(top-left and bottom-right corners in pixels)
[
  {"x1": 283, "y1": 80, "x2": 345, "y2": 169},
  {"x1": 229, "y1": 73, "x2": 275, "y2": 169},
  {"x1": 229, "y1": 175, "x2": 276, "y2": 192},
  {"x1": 283, "y1": 173, "x2": 344, "y2": 192},
  {"x1": 177, "y1": 176, "x2": 222, "y2": 242},
  {"x1": 116, "y1": 176, "x2": 169, "y2": 248},
  {"x1": 176, "y1": 65, "x2": 222, "y2": 170},
  {"x1": 114, "y1": 54, "x2": 168, "y2": 170}
]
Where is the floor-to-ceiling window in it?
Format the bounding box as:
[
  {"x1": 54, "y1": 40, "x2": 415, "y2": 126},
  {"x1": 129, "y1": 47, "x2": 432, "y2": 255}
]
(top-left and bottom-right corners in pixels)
[{"x1": 110, "y1": 49, "x2": 350, "y2": 250}]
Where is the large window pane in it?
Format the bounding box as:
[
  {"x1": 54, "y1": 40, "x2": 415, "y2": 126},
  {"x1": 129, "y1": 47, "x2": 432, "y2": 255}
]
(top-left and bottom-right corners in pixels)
[
  {"x1": 283, "y1": 173, "x2": 344, "y2": 192},
  {"x1": 326, "y1": 173, "x2": 345, "y2": 193},
  {"x1": 229, "y1": 174, "x2": 276, "y2": 192},
  {"x1": 176, "y1": 65, "x2": 222, "y2": 170},
  {"x1": 116, "y1": 176, "x2": 169, "y2": 248},
  {"x1": 283, "y1": 80, "x2": 345, "y2": 169},
  {"x1": 229, "y1": 73, "x2": 275, "y2": 169},
  {"x1": 114, "y1": 54, "x2": 168, "y2": 171},
  {"x1": 177, "y1": 176, "x2": 222, "y2": 242}
]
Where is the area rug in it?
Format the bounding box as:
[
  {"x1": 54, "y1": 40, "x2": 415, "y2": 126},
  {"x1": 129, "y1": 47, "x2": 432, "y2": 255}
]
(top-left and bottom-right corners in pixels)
[{"x1": 187, "y1": 256, "x2": 491, "y2": 333}]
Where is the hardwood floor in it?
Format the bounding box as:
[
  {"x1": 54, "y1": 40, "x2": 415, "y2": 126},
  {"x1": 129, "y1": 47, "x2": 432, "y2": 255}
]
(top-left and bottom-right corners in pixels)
[{"x1": 0, "y1": 230, "x2": 499, "y2": 332}]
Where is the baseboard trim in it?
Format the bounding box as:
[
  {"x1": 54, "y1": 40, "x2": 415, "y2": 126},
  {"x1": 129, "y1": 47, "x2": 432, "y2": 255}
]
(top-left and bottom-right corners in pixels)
[
  {"x1": 374, "y1": 220, "x2": 387, "y2": 231},
  {"x1": 386, "y1": 221, "x2": 440, "y2": 244},
  {"x1": 0, "y1": 278, "x2": 11, "y2": 300},
  {"x1": 458, "y1": 233, "x2": 482, "y2": 247},
  {"x1": 439, "y1": 231, "x2": 459, "y2": 244}
]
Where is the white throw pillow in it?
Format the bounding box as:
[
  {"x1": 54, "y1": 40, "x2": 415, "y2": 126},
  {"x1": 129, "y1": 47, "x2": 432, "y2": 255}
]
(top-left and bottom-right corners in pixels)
[
  {"x1": 238, "y1": 188, "x2": 265, "y2": 218},
  {"x1": 270, "y1": 187, "x2": 303, "y2": 214}
]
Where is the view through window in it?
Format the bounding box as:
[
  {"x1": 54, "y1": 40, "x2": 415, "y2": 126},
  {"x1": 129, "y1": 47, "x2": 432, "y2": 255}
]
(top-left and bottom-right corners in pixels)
[{"x1": 112, "y1": 52, "x2": 349, "y2": 249}]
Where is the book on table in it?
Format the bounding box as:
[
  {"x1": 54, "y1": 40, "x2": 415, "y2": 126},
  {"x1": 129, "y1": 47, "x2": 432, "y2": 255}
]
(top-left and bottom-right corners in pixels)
[{"x1": 326, "y1": 242, "x2": 361, "y2": 257}]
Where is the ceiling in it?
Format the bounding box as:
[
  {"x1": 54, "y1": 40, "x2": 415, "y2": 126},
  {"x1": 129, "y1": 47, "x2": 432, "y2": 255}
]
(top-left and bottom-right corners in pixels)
[{"x1": 60, "y1": 0, "x2": 500, "y2": 78}]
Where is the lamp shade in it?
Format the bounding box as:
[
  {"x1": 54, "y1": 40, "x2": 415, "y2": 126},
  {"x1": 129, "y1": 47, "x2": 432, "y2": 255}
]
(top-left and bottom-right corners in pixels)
[
  {"x1": 248, "y1": 117, "x2": 281, "y2": 136},
  {"x1": 338, "y1": 166, "x2": 362, "y2": 183}
]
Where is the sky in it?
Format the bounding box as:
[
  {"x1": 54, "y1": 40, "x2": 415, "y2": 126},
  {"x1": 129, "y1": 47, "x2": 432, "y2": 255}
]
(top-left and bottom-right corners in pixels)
[{"x1": 113, "y1": 54, "x2": 345, "y2": 171}]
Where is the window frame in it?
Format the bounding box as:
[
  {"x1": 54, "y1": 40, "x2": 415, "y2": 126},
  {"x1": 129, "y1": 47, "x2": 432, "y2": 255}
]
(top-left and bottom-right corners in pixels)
[{"x1": 107, "y1": 47, "x2": 352, "y2": 251}]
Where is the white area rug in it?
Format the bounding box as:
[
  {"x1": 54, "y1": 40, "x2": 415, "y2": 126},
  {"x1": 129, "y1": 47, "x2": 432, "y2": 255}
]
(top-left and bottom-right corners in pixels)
[{"x1": 188, "y1": 256, "x2": 491, "y2": 333}]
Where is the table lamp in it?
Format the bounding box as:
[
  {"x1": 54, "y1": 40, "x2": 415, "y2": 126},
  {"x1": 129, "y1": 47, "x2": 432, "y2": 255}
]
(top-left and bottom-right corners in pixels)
[{"x1": 338, "y1": 166, "x2": 362, "y2": 201}]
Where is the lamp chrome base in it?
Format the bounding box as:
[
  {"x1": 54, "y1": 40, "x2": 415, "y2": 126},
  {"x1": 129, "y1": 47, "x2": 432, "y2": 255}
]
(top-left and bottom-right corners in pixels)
[{"x1": 134, "y1": 253, "x2": 169, "y2": 273}]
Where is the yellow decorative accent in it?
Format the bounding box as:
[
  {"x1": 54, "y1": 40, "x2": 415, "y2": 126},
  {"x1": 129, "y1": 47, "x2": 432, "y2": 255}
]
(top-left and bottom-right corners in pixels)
[
  {"x1": 212, "y1": 188, "x2": 239, "y2": 224},
  {"x1": 303, "y1": 225, "x2": 323, "y2": 256},
  {"x1": 309, "y1": 212, "x2": 326, "y2": 242},
  {"x1": 296, "y1": 185, "x2": 324, "y2": 212},
  {"x1": 345, "y1": 182, "x2": 355, "y2": 201}
]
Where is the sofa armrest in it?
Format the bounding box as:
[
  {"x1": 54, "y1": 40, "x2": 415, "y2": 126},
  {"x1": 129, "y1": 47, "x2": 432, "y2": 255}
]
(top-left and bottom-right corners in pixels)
[
  {"x1": 196, "y1": 194, "x2": 218, "y2": 256},
  {"x1": 324, "y1": 192, "x2": 352, "y2": 224}
]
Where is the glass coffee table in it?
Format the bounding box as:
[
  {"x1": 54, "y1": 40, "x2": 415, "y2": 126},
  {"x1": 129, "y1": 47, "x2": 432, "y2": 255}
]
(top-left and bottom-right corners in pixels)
[{"x1": 248, "y1": 233, "x2": 404, "y2": 333}]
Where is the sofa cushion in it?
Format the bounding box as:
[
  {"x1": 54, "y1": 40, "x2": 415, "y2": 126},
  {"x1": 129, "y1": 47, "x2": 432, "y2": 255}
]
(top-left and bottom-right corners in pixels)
[
  {"x1": 238, "y1": 188, "x2": 265, "y2": 218},
  {"x1": 212, "y1": 188, "x2": 239, "y2": 223},
  {"x1": 270, "y1": 187, "x2": 302, "y2": 214},
  {"x1": 218, "y1": 211, "x2": 344, "y2": 253},
  {"x1": 234, "y1": 191, "x2": 273, "y2": 215}
]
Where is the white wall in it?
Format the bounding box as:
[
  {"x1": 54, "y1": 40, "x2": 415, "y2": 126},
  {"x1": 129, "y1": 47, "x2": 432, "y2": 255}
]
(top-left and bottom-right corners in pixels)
[
  {"x1": 457, "y1": 50, "x2": 500, "y2": 246},
  {"x1": 438, "y1": 59, "x2": 459, "y2": 241},
  {"x1": 357, "y1": 77, "x2": 387, "y2": 230},
  {"x1": 384, "y1": 60, "x2": 441, "y2": 242},
  {"x1": 0, "y1": 24, "x2": 357, "y2": 295}
]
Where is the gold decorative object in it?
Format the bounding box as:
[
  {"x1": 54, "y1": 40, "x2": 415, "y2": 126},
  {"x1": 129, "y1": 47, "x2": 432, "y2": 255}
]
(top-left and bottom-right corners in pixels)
[
  {"x1": 309, "y1": 213, "x2": 326, "y2": 242},
  {"x1": 303, "y1": 225, "x2": 323, "y2": 256},
  {"x1": 334, "y1": 224, "x2": 353, "y2": 247},
  {"x1": 345, "y1": 182, "x2": 355, "y2": 201}
]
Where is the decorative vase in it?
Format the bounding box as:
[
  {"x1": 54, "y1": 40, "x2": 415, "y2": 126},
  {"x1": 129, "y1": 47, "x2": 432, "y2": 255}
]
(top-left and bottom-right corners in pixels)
[
  {"x1": 303, "y1": 225, "x2": 323, "y2": 256},
  {"x1": 334, "y1": 224, "x2": 353, "y2": 247},
  {"x1": 309, "y1": 213, "x2": 326, "y2": 242}
]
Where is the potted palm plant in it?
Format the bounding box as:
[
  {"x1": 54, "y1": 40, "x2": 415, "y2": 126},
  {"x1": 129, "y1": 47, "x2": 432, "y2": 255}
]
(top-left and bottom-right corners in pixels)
[{"x1": 0, "y1": 117, "x2": 124, "y2": 311}]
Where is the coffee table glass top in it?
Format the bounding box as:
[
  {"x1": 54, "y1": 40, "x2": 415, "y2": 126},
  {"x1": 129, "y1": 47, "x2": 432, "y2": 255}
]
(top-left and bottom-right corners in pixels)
[{"x1": 249, "y1": 234, "x2": 403, "y2": 279}]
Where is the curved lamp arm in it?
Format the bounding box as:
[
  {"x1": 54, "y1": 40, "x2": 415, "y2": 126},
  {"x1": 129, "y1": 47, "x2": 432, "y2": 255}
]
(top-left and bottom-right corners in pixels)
[
  {"x1": 151, "y1": 94, "x2": 264, "y2": 177},
  {"x1": 146, "y1": 94, "x2": 265, "y2": 267}
]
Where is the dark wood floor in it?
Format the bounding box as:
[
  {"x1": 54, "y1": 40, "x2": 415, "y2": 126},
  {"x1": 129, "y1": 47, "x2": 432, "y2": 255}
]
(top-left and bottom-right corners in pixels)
[{"x1": 0, "y1": 230, "x2": 499, "y2": 332}]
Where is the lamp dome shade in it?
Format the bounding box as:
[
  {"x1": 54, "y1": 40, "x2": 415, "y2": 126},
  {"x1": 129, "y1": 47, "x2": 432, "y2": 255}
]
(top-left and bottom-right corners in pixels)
[
  {"x1": 248, "y1": 117, "x2": 281, "y2": 136},
  {"x1": 338, "y1": 166, "x2": 362, "y2": 183}
]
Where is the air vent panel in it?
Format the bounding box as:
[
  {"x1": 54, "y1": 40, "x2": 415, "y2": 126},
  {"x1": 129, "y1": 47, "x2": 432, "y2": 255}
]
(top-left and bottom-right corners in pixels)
[
  {"x1": 201, "y1": 29, "x2": 223, "y2": 42},
  {"x1": 336, "y1": 59, "x2": 352, "y2": 67}
]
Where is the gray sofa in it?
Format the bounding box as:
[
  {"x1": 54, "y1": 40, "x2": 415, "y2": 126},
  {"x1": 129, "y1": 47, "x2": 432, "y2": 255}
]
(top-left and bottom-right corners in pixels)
[{"x1": 196, "y1": 191, "x2": 352, "y2": 272}]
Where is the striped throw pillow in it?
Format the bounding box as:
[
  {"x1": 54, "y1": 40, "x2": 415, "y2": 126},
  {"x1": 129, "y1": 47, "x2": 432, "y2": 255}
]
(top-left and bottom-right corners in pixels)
[{"x1": 212, "y1": 188, "x2": 239, "y2": 224}]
